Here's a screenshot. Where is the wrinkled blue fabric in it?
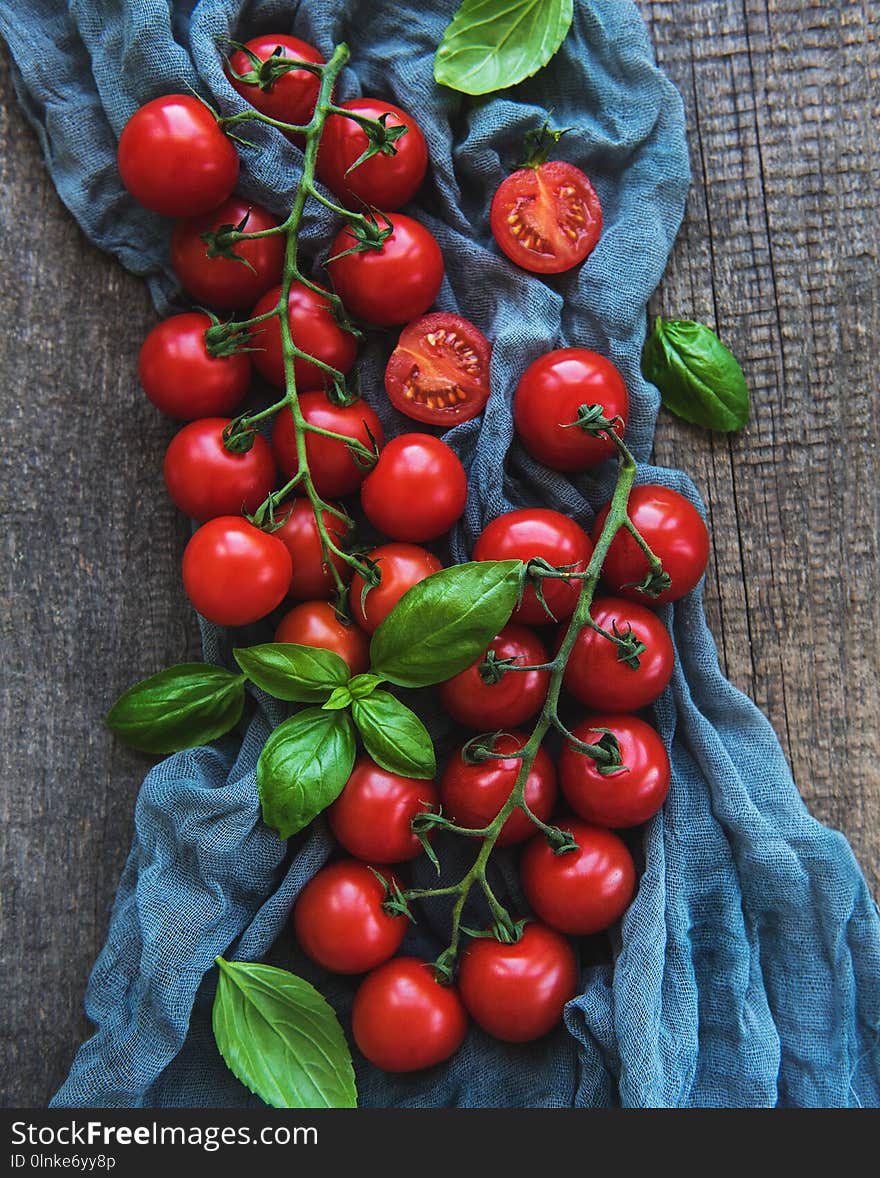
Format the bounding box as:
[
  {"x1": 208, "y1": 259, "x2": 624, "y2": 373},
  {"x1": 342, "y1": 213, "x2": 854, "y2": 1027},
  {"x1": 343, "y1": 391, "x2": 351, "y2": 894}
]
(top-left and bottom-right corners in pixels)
[{"x1": 3, "y1": 0, "x2": 878, "y2": 1109}]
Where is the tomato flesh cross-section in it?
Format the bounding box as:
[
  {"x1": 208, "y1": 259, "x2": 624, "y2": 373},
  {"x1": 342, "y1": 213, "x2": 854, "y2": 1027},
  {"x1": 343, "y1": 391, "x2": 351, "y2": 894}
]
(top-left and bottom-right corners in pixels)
[
  {"x1": 490, "y1": 160, "x2": 602, "y2": 275},
  {"x1": 384, "y1": 312, "x2": 492, "y2": 425}
]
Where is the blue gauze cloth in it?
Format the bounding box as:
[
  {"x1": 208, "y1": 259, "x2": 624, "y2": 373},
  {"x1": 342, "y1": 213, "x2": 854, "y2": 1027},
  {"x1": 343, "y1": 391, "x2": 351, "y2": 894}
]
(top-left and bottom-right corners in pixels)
[{"x1": 4, "y1": 0, "x2": 878, "y2": 1108}]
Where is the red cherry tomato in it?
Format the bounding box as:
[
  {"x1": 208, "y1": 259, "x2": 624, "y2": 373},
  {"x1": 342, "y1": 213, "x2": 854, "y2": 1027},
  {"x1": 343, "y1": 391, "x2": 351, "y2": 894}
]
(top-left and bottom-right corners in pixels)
[
  {"x1": 117, "y1": 95, "x2": 239, "y2": 218},
  {"x1": 274, "y1": 601, "x2": 370, "y2": 676},
  {"x1": 438, "y1": 624, "x2": 550, "y2": 731},
  {"x1": 328, "y1": 756, "x2": 440, "y2": 864},
  {"x1": 327, "y1": 214, "x2": 444, "y2": 327},
  {"x1": 318, "y1": 97, "x2": 428, "y2": 210},
  {"x1": 439, "y1": 732, "x2": 557, "y2": 847},
  {"x1": 384, "y1": 312, "x2": 492, "y2": 427},
  {"x1": 490, "y1": 160, "x2": 601, "y2": 275},
  {"x1": 293, "y1": 860, "x2": 406, "y2": 975},
  {"x1": 472, "y1": 508, "x2": 593, "y2": 626},
  {"x1": 273, "y1": 499, "x2": 352, "y2": 600},
  {"x1": 163, "y1": 418, "x2": 277, "y2": 522},
  {"x1": 226, "y1": 35, "x2": 324, "y2": 127},
  {"x1": 458, "y1": 923, "x2": 578, "y2": 1043},
  {"x1": 360, "y1": 434, "x2": 467, "y2": 543},
  {"x1": 352, "y1": 958, "x2": 468, "y2": 1072},
  {"x1": 250, "y1": 282, "x2": 358, "y2": 391},
  {"x1": 593, "y1": 485, "x2": 710, "y2": 604},
  {"x1": 563, "y1": 597, "x2": 674, "y2": 712},
  {"x1": 520, "y1": 820, "x2": 635, "y2": 936},
  {"x1": 182, "y1": 517, "x2": 292, "y2": 626},
  {"x1": 272, "y1": 394, "x2": 384, "y2": 499},
  {"x1": 513, "y1": 349, "x2": 628, "y2": 471},
  {"x1": 349, "y1": 543, "x2": 443, "y2": 635},
  {"x1": 170, "y1": 198, "x2": 284, "y2": 309},
  {"x1": 138, "y1": 312, "x2": 250, "y2": 420},
  {"x1": 559, "y1": 715, "x2": 670, "y2": 828}
]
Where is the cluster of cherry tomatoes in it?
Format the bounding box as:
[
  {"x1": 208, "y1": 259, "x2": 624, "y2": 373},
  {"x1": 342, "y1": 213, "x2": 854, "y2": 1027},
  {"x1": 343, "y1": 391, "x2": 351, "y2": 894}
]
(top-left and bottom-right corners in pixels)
[{"x1": 117, "y1": 31, "x2": 710, "y2": 1075}]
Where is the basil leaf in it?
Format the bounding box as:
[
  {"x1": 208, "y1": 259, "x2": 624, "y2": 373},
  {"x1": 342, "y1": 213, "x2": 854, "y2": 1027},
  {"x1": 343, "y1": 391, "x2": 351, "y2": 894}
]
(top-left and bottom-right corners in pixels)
[
  {"x1": 213, "y1": 958, "x2": 356, "y2": 1109},
  {"x1": 352, "y1": 691, "x2": 436, "y2": 779},
  {"x1": 258, "y1": 708, "x2": 356, "y2": 838},
  {"x1": 434, "y1": 0, "x2": 573, "y2": 96},
  {"x1": 370, "y1": 561, "x2": 522, "y2": 688},
  {"x1": 642, "y1": 317, "x2": 750, "y2": 432},
  {"x1": 234, "y1": 643, "x2": 349, "y2": 702},
  {"x1": 106, "y1": 663, "x2": 245, "y2": 754}
]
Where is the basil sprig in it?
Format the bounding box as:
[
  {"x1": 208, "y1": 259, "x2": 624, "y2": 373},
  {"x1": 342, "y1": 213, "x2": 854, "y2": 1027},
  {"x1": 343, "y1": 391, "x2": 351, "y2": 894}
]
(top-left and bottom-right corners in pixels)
[
  {"x1": 434, "y1": 0, "x2": 573, "y2": 96},
  {"x1": 642, "y1": 316, "x2": 750, "y2": 432},
  {"x1": 213, "y1": 958, "x2": 357, "y2": 1109},
  {"x1": 105, "y1": 664, "x2": 246, "y2": 754}
]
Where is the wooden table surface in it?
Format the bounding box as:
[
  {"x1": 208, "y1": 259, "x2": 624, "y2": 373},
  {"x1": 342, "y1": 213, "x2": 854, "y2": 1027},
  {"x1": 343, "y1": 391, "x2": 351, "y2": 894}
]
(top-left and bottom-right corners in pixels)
[{"x1": 1, "y1": 2, "x2": 877, "y2": 1108}]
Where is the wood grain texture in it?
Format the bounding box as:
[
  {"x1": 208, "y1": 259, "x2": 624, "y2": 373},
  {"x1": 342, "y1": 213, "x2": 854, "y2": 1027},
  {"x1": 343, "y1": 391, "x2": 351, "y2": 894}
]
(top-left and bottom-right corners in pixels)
[{"x1": 1, "y1": 1, "x2": 877, "y2": 1107}]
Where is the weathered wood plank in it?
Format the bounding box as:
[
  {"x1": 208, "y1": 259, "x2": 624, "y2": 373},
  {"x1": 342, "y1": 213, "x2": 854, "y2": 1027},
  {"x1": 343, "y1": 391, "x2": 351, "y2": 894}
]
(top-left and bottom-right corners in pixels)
[{"x1": 1, "y1": 0, "x2": 877, "y2": 1107}]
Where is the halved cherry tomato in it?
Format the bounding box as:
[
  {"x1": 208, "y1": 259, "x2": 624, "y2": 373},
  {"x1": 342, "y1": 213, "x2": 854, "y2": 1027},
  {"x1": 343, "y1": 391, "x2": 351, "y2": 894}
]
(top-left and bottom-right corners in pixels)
[
  {"x1": 513, "y1": 348, "x2": 628, "y2": 471},
  {"x1": 328, "y1": 756, "x2": 440, "y2": 864},
  {"x1": 163, "y1": 418, "x2": 276, "y2": 522},
  {"x1": 274, "y1": 500, "x2": 352, "y2": 600},
  {"x1": 349, "y1": 543, "x2": 443, "y2": 635},
  {"x1": 274, "y1": 601, "x2": 370, "y2": 677},
  {"x1": 250, "y1": 282, "x2": 358, "y2": 391},
  {"x1": 490, "y1": 160, "x2": 601, "y2": 275},
  {"x1": 170, "y1": 198, "x2": 284, "y2": 309},
  {"x1": 271, "y1": 394, "x2": 384, "y2": 499},
  {"x1": 558, "y1": 714, "x2": 670, "y2": 828},
  {"x1": 226, "y1": 35, "x2": 325, "y2": 128},
  {"x1": 292, "y1": 860, "x2": 406, "y2": 975},
  {"x1": 138, "y1": 312, "x2": 250, "y2": 420},
  {"x1": 317, "y1": 97, "x2": 428, "y2": 210},
  {"x1": 384, "y1": 312, "x2": 492, "y2": 426}
]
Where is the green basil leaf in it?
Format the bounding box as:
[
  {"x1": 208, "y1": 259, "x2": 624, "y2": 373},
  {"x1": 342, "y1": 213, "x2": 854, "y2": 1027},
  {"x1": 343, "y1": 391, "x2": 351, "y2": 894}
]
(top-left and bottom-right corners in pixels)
[
  {"x1": 352, "y1": 691, "x2": 436, "y2": 779},
  {"x1": 434, "y1": 0, "x2": 574, "y2": 96},
  {"x1": 234, "y1": 643, "x2": 349, "y2": 702},
  {"x1": 258, "y1": 708, "x2": 356, "y2": 838},
  {"x1": 106, "y1": 663, "x2": 245, "y2": 754},
  {"x1": 370, "y1": 561, "x2": 522, "y2": 689},
  {"x1": 642, "y1": 317, "x2": 750, "y2": 432},
  {"x1": 348, "y1": 673, "x2": 384, "y2": 700},
  {"x1": 213, "y1": 958, "x2": 356, "y2": 1109},
  {"x1": 321, "y1": 686, "x2": 353, "y2": 711}
]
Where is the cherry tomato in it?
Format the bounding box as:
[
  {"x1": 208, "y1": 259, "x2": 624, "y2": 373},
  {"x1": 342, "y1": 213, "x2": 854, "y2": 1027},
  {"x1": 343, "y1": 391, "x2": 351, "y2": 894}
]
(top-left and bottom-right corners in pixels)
[
  {"x1": 490, "y1": 160, "x2": 601, "y2": 275},
  {"x1": 458, "y1": 923, "x2": 578, "y2": 1043},
  {"x1": 274, "y1": 500, "x2": 352, "y2": 600},
  {"x1": 360, "y1": 435, "x2": 467, "y2": 543},
  {"x1": 170, "y1": 198, "x2": 284, "y2": 309},
  {"x1": 250, "y1": 282, "x2": 358, "y2": 391},
  {"x1": 327, "y1": 214, "x2": 444, "y2": 327},
  {"x1": 472, "y1": 508, "x2": 593, "y2": 626},
  {"x1": 563, "y1": 597, "x2": 674, "y2": 712},
  {"x1": 226, "y1": 35, "x2": 324, "y2": 127},
  {"x1": 439, "y1": 732, "x2": 557, "y2": 847},
  {"x1": 274, "y1": 601, "x2": 370, "y2": 676},
  {"x1": 138, "y1": 312, "x2": 250, "y2": 420},
  {"x1": 272, "y1": 394, "x2": 384, "y2": 499},
  {"x1": 318, "y1": 97, "x2": 428, "y2": 210},
  {"x1": 182, "y1": 517, "x2": 291, "y2": 626},
  {"x1": 292, "y1": 860, "x2": 406, "y2": 975},
  {"x1": 328, "y1": 757, "x2": 440, "y2": 864},
  {"x1": 349, "y1": 543, "x2": 443, "y2": 635},
  {"x1": 352, "y1": 958, "x2": 468, "y2": 1072},
  {"x1": 163, "y1": 418, "x2": 277, "y2": 522},
  {"x1": 117, "y1": 95, "x2": 239, "y2": 217},
  {"x1": 513, "y1": 349, "x2": 628, "y2": 471},
  {"x1": 438, "y1": 624, "x2": 550, "y2": 731},
  {"x1": 384, "y1": 312, "x2": 492, "y2": 427},
  {"x1": 559, "y1": 714, "x2": 670, "y2": 828},
  {"x1": 593, "y1": 485, "x2": 710, "y2": 604},
  {"x1": 520, "y1": 820, "x2": 635, "y2": 936}
]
